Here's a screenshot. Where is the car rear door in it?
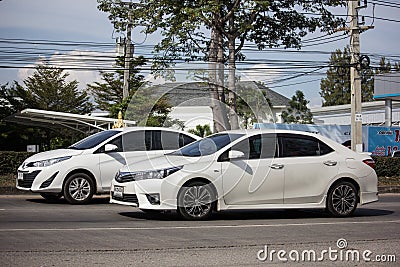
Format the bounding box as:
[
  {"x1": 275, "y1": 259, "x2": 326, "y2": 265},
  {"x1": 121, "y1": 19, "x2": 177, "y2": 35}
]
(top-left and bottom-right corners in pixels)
[{"x1": 278, "y1": 133, "x2": 339, "y2": 204}]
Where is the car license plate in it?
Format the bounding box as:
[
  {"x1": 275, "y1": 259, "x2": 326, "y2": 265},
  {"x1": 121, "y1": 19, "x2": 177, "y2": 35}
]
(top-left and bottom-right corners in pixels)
[
  {"x1": 17, "y1": 172, "x2": 24, "y2": 180},
  {"x1": 113, "y1": 186, "x2": 124, "y2": 198}
]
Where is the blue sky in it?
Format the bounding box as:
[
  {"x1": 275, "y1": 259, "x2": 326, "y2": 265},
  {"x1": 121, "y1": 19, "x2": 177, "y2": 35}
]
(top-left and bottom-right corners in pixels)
[{"x1": 0, "y1": 0, "x2": 399, "y2": 107}]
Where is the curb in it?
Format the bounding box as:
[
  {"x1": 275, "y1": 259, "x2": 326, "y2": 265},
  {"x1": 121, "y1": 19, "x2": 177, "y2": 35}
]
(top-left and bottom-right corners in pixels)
[
  {"x1": 378, "y1": 185, "x2": 400, "y2": 194},
  {"x1": 1, "y1": 186, "x2": 400, "y2": 195},
  {"x1": 0, "y1": 187, "x2": 33, "y2": 195}
]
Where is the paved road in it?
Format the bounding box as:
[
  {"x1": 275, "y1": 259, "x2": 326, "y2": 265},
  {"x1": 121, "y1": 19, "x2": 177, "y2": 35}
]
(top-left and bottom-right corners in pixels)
[{"x1": 0, "y1": 194, "x2": 399, "y2": 266}]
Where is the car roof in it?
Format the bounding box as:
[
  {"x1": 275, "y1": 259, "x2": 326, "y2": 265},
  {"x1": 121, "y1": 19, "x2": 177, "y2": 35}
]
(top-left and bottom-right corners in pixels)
[
  {"x1": 108, "y1": 127, "x2": 200, "y2": 139},
  {"x1": 218, "y1": 128, "x2": 319, "y2": 137}
]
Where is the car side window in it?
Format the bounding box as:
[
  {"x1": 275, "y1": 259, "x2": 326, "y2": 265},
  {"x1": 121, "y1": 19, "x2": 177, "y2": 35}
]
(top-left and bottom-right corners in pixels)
[
  {"x1": 280, "y1": 134, "x2": 333, "y2": 157},
  {"x1": 231, "y1": 134, "x2": 277, "y2": 160},
  {"x1": 122, "y1": 130, "x2": 196, "y2": 151},
  {"x1": 96, "y1": 135, "x2": 123, "y2": 153},
  {"x1": 150, "y1": 130, "x2": 162, "y2": 150},
  {"x1": 319, "y1": 141, "x2": 334, "y2": 155},
  {"x1": 160, "y1": 131, "x2": 182, "y2": 150},
  {"x1": 152, "y1": 131, "x2": 197, "y2": 150},
  {"x1": 107, "y1": 136, "x2": 123, "y2": 152},
  {"x1": 121, "y1": 130, "x2": 147, "y2": 151}
]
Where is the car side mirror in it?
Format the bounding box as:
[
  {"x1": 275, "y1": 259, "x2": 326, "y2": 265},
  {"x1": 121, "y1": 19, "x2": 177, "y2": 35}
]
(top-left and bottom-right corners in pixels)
[
  {"x1": 104, "y1": 144, "x2": 119, "y2": 152},
  {"x1": 229, "y1": 150, "x2": 245, "y2": 160}
]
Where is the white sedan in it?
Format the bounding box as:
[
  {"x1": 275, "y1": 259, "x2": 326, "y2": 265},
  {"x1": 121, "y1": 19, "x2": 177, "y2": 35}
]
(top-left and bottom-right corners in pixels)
[
  {"x1": 110, "y1": 129, "x2": 378, "y2": 220},
  {"x1": 17, "y1": 127, "x2": 199, "y2": 204}
]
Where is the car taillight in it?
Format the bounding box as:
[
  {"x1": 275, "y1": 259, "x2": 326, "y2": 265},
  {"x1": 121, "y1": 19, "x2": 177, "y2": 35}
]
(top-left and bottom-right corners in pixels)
[{"x1": 363, "y1": 159, "x2": 375, "y2": 169}]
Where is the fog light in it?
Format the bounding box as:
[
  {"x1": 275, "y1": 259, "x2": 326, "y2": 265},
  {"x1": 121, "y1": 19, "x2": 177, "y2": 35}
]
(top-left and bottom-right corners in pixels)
[{"x1": 146, "y1": 193, "x2": 160, "y2": 205}]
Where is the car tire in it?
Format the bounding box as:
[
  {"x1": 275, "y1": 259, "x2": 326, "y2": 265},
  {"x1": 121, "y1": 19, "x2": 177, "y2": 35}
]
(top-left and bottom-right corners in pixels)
[
  {"x1": 40, "y1": 192, "x2": 63, "y2": 202},
  {"x1": 63, "y1": 173, "x2": 94, "y2": 205},
  {"x1": 177, "y1": 181, "x2": 216, "y2": 220},
  {"x1": 327, "y1": 181, "x2": 358, "y2": 217}
]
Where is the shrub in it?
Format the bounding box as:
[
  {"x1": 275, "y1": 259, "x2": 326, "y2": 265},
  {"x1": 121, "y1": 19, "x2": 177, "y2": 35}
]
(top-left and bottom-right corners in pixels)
[
  {"x1": 0, "y1": 152, "x2": 399, "y2": 179},
  {"x1": 0, "y1": 151, "x2": 34, "y2": 175},
  {"x1": 372, "y1": 156, "x2": 400, "y2": 177}
]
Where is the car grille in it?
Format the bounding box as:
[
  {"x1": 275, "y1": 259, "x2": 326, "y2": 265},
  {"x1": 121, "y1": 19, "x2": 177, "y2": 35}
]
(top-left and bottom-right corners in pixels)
[
  {"x1": 17, "y1": 170, "x2": 41, "y2": 188},
  {"x1": 112, "y1": 193, "x2": 139, "y2": 205}
]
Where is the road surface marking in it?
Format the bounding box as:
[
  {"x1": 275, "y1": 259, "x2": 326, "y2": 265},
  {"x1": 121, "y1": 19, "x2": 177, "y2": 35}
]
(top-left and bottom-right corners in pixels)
[{"x1": 0, "y1": 219, "x2": 399, "y2": 232}]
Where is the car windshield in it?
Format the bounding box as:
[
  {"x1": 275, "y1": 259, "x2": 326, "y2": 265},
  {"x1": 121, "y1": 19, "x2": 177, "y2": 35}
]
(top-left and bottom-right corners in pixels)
[
  {"x1": 171, "y1": 133, "x2": 244, "y2": 157},
  {"x1": 69, "y1": 130, "x2": 120, "y2": 150}
]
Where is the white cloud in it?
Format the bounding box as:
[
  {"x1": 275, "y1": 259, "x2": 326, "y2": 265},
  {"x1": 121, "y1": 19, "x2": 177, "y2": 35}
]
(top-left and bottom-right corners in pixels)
[
  {"x1": 17, "y1": 50, "x2": 115, "y2": 90},
  {"x1": 239, "y1": 64, "x2": 282, "y2": 82},
  {"x1": 144, "y1": 73, "x2": 166, "y2": 86}
]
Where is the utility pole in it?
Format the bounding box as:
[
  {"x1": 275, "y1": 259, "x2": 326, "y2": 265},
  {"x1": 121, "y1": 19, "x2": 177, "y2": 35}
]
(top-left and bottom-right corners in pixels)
[
  {"x1": 349, "y1": 0, "x2": 362, "y2": 152},
  {"x1": 347, "y1": 0, "x2": 373, "y2": 152},
  {"x1": 122, "y1": 2, "x2": 133, "y2": 99}
]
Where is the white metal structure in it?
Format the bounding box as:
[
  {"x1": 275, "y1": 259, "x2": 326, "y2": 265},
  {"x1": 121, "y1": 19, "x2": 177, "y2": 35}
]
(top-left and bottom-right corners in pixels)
[
  {"x1": 110, "y1": 129, "x2": 378, "y2": 220},
  {"x1": 17, "y1": 127, "x2": 199, "y2": 204},
  {"x1": 7, "y1": 108, "x2": 137, "y2": 133}
]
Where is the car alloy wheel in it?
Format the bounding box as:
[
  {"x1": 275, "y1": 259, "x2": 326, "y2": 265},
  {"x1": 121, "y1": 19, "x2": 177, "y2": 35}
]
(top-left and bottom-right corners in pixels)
[
  {"x1": 327, "y1": 181, "x2": 358, "y2": 217},
  {"x1": 178, "y1": 181, "x2": 215, "y2": 220},
  {"x1": 63, "y1": 173, "x2": 94, "y2": 204}
]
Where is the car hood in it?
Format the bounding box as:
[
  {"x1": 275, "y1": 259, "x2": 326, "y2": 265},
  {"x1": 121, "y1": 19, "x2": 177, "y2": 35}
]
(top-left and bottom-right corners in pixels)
[
  {"x1": 120, "y1": 153, "x2": 216, "y2": 173},
  {"x1": 23, "y1": 149, "x2": 84, "y2": 162}
]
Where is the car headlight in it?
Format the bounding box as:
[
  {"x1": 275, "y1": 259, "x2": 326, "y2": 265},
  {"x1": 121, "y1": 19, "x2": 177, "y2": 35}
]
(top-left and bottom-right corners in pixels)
[
  {"x1": 27, "y1": 156, "x2": 72, "y2": 168},
  {"x1": 115, "y1": 166, "x2": 183, "y2": 183}
]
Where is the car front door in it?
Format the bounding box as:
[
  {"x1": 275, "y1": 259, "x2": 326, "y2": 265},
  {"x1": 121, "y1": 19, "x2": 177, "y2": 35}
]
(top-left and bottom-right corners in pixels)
[
  {"x1": 278, "y1": 133, "x2": 339, "y2": 204},
  {"x1": 221, "y1": 134, "x2": 284, "y2": 205}
]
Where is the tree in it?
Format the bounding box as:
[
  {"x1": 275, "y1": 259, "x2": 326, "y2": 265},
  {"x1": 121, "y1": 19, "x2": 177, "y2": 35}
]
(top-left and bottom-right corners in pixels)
[
  {"x1": 14, "y1": 63, "x2": 92, "y2": 114},
  {"x1": 281, "y1": 90, "x2": 313, "y2": 124},
  {"x1": 188, "y1": 124, "x2": 212, "y2": 137},
  {"x1": 97, "y1": 0, "x2": 345, "y2": 130},
  {"x1": 236, "y1": 86, "x2": 273, "y2": 129},
  {"x1": 0, "y1": 82, "x2": 25, "y2": 119},
  {"x1": 376, "y1": 57, "x2": 400, "y2": 74},
  {"x1": 320, "y1": 47, "x2": 351, "y2": 106},
  {"x1": 0, "y1": 83, "x2": 46, "y2": 151},
  {"x1": 125, "y1": 88, "x2": 173, "y2": 126},
  {"x1": 87, "y1": 56, "x2": 146, "y2": 118},
  {"x1": 0, "y1": 64, "x2": 93, "y2": 151},
  {"x1": 87, "y1": 55, "x2": 175, "y2": 126},
  {"x1": 320, "y1": 48, "x2": 400, "y2": 107}
]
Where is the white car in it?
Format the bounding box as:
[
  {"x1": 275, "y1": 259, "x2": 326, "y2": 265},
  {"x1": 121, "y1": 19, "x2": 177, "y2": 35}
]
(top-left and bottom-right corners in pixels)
[
  {"x1": 17, "y1": 127, "x2": 199, "y2": 204},
  {"x1": 110, "y1": 129, "x2": 378, "y2": 220}
]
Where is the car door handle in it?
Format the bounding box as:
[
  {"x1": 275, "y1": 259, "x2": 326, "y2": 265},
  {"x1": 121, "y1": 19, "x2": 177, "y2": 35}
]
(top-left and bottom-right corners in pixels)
[
  {"x1": 323, "y1": 160, "x2": 337, "y2": 166},
  {"x1": 270, "y1": 164, "x2": 284, "y2": 169}
]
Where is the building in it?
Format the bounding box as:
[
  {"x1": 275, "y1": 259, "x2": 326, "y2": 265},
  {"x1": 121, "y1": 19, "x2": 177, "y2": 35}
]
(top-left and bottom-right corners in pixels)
[
  {"x1": 312, "y1": 73, "x2": 400, "y2": 126},
  {"x1": 311, "y1": 101, "x2": 400, "y2": 126},
  {"x1": 165, "y1": 81, "x2": 290, "y2": 130}
]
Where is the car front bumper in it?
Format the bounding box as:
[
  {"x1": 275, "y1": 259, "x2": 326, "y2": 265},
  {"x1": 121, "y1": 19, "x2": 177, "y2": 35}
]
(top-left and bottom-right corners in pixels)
[
  {"x1": 16, "y1": 168, "x2": 63, "y2": 193},
  {"x1": 110, "y1": 179, "x2": 178, "y2": 210}
]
